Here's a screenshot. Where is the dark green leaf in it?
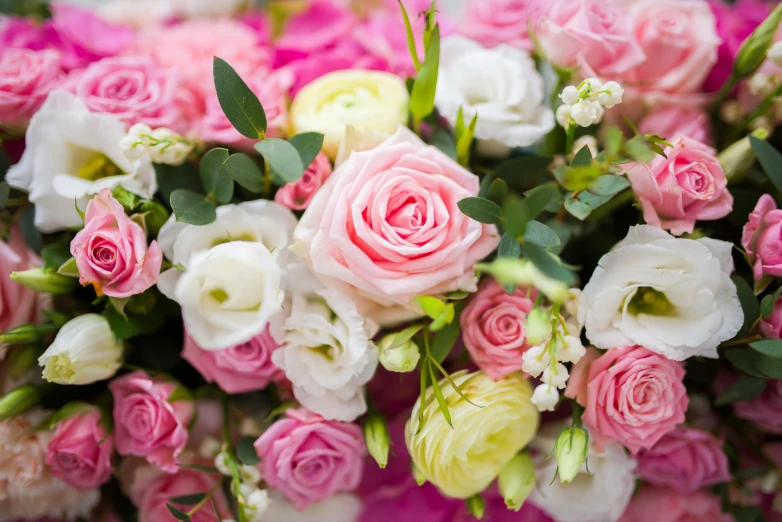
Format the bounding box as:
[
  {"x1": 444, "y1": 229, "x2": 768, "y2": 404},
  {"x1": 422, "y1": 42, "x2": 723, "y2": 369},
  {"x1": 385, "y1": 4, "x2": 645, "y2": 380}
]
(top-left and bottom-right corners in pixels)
[
  {"x1": 223, "y1": 153, "x2": 263, "y2": 193},
  {"x1": 750, "y1": 351, "x2": 782, "y2": 379},
  {"x1": 521, "y1": 242, "x2": 576, "y2": 285},
  {"x1": 589, "y1": 175, "x2": 630, "y2": 196},
  {"x1": 571, "y1": 146, "x2": 592, "y2": 167},
  {"x1": 486, "y1": 178, "x2": 508, "y2": 205},
  {"x1": 156, "y1": 163, "x2": 202, "y2": 208},
  {"x1": 494, "y1": 155, "x2": 551, "y2": 186},
  {"x1": 213, "y1": 56, "x2": 266, "y2": 139},
  {"x1": 19, "y1": 206, "x2": 42, "y2": 254},
  {"x1": 166, "y1": 504, "x2": 191, "y2": 521},
  {"x1": 41, "y1": 239, "x2": 72, "y2": 271},
  {"x1": 725, "y1": 348, "x2": 766, "y2": 378},
  {"x1": 0, "y1": 182, "x2": 10, "y2": 209},
  {"x1": 104, "y1": 306, "x2": 144, "y2": 341},
  {"x1": 715, "y1": 376, "x2": 766, "y2": 406},
  {"x1": 236, "y1": 435, "x2": 260, "y2": 466},
  {"x1": 750, "y1": 339, "x2": 782, "y2": 359},
  {"x1": 430, "y1": 315, "x2": 461, "y2": 364},
  {"x1": 430, "y1": 129, "x2": 457, "y2": 160},
  {"x1": 498, "y1": 233, "x2": 521, "y2": 258},
  {"x1": 520, "y1": 183, "x2": 560, "y2": 222},
  {"x1": 750, "y1": 136, "x2": 782, "y2": 193},
  {"x1": 503, "y1": 198, "x2": 529, "y2": 239},
  {"x1": 409, "y1": 24, "x2": 440, "y2": 122},
  {"x1": 169, "y1": 493, "x2": 206, "y2": 506},
  {"x1": 288, "y1": 132, "x2": 325, "y2": 169},
  {"x1": 524, "y1": 220, "x2": 560, "y2": 247},
  {"x1": 457, "y1": 197, "x2": 503, "y2": 225},
  {"x1": 139, "y1": 201, "x2": 170, "y2": 237},
  {"x1": 733, "y1": 275, "x2": 760, "y2": 336},
  {"x1": 0, "y1": 148, "x2": 8, "y2": 180},
  {"x1": 199, "y1": 148, "x2": 233, "y2": 204},
  {"x1": 564, "y1": 197, "x2": 592, "y2": 220},
  {"x1": 170, "y1": 190, "x2": 217, "y2": 226},
  {"x1": 255, "y1": 139, "x2": 304, "y2": 184},
  {"x1": 478, "y1": 173, "x2": 495, "y2": 199}
]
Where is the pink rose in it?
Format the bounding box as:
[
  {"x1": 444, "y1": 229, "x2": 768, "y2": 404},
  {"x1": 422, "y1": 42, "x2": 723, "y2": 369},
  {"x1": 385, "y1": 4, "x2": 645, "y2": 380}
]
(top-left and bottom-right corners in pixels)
[
  {"x1": 638, "y1": 106, "x2": 711, "y2": 145},
  {"x1": 460, "y1": 278, "x2": 538, "y2": 380},
  {"x1": 45, "y1": 408, "x2": 113, "y2": 490},
  {"x1": 0, "y1": 227, "x2": 46, "y2": 335},
  {"x1": 619, "y1": 487, "x2": 734, "y2": 522},
  {"x1": 274, "y1": 0, "x2": 357, "y2": 61},
  {"x1": 627, "y1": 136, "x2": 733, "y2": 236},
  {"x1": 182, "y1": 327, "x2": 287, "y2": 395},
  {"x1": 761, "y1": 296, "x2": 782, "y2": 339},
  {"x1": 460, "y1": 0, "x2": 550, "y2": 51},
  {"x1": 66, "y1": 56, "x2": 180, "y2": 130},
  {"x1": 293, "y1": 127, "x2": 500, "y2": 325},
  {"x1": 635, "y1": 427, "x2": 730, "y2": 493},
  {"x1": 70, "y1": 189, "x2": 162, "y2": 298},
  {"x1": 253, "y1": 408, "x2": 365, "y2": 509},
  {"x1": 733, "y1": 378, "x2": 782, "y2": 434},
  {"x1": 742, "y1": 194, "x2": 782, "y2": 280},
  {"x1": 0, "y1": 48, "x2": 63, "y2": 129},
  {"x1": 274, "y1": 152, "x2": 333, "y2": 211},
  {"x1": 535, "y1": 0, "x2": 645, "y2": 78},
  {"x1": 565, "y1": 345, "x2": 688, "y2": 454},
  {"x1": 109, "y1": 370, "x2": 195, "y2": 473}
]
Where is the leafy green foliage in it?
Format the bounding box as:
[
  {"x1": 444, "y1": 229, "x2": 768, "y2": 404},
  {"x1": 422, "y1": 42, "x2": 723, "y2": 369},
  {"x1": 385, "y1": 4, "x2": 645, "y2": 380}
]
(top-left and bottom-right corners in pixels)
[
  {"x1": 409, "y1": 24, "x2": 440, "y2": 124},
  {"x1": 733, "y1": 275, "x2": 760, "y2": 336},
  {"x1": 223, "y1": 153, "x2": 263, "y2": 193},
  {"x1": 255, "y1": 138, "x2": 304, "y2": 184},
  {"x1": 236, "y1": 436, "x2": 260, "y2": 466},
  {"x1": 170, "y1": 190, "x2": 216, "y2": 226},
  {"x1": 715, "y1": 376, "x2": 766, "y2": 406},
  {"x1": 213, "y1": 57, "x2": 266, "y2": 139},
  {"x1": 200, "y1": 148, "x2": 233, "y2": 205},
  {"x1": 750, "y1": 135, "x2": 782, "y2": 193},
  {"x1": 288, "y1": 132, "x2": 325, "y2": 170},
  {"x1": 457, "y1": 197, "x2": 503, "y2": 225}
]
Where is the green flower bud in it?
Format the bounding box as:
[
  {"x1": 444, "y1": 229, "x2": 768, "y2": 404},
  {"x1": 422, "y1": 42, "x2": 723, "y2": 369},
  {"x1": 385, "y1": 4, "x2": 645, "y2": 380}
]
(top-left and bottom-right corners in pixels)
[
  {"x1": 0, "y1": 323, "x2": 40, "y2": 345},
  {"x1": 525, "y1": 308, "x2": 552, "y2": 346},
  {"x1": 363, "y1": 413, "x2": 390, "y2": 469},
  {"x1": 555, "y1": 427, "x2": 589, "y2": 484},
  {"x1": 476, "y1": 259, "x2": 569, "y2": 303},
  {"x1": 377, "y1": 333, "x2": 420, "y2": 373},
  {"x1": 11, "y1": 268, "x2": 77, "y2": 295},
  {"x1": 8, "y1": 344, "x2": 41, "y2": 379},
  {"x1": 498, "y1": 452, "x2": 536, "y2": 512},
  {"x1": 466, "y1": 494, "x2": 486, "y2": 520},
  {"x1": 734, "y1": 4, "x2": 782, "y2": 78},
  {"x1": 0, "y1": 383, "x2": 41, "y2": 421},
  {"x1": 719, "y1": 128, "x2": 769, "y2": 182}
]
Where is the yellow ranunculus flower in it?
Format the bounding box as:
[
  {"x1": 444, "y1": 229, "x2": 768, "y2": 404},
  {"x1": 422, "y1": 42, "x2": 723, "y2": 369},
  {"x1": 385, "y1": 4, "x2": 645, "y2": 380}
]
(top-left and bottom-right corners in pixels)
[
  {"x1": 289, "y1": 70, "x2": 409, "y2": 160},
  {"x1": 405, "y1": 371, "x2": 540, "y2": 499}
]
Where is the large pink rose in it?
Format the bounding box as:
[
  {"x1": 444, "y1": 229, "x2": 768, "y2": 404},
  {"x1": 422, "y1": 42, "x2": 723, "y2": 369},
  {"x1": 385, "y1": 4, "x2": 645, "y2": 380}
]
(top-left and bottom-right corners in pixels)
[
  {"x1": 627, "y1": 136, "x2": 732, "y2": 236},
  {"x1": 293, "y1": 127, "x2": 500, "y2": 325},
  {"x1": 274, "y1": 152, "x2": 333, "y2": 211},
  {"x1": 70, "y1": 189, "x2": 162, "y2": 298},
  {"x1": 45, "y1": 408, "x2": 113, "y2": 490},
  {"x1": 66, "y1": 56, "x2": 180, "y2": 130},
  {"x1": 733, "y1": 378, "x2": 782, "y2": 434},
  {"x1": 253, "y1": 408, "x2": 365, "y2": 509},
  {"x1": 459, "y1": 0, "x2": 550, "y2": 51},
  {"x1": 0, "y1": 227, "x2": 46, "y2": 336},
  {"x1": 460, "y1": 278, "x2": 538, "y2": 380},
  {"x1": 109, "y1": 370, "x2": 194, "y2": 473},
  {"x1": 0, "y1": 48, "x2": 63, "y2": 129},
  {"x1": 635, "y1": 427, "x2": 730, "y2": 493},
  {"x1": 565, "y1": 345, "x2": 688, "y2": 454},
  {"x1": 742, "y1": 194, "x2": 782, "y2": 280},
  {"x1": 619, "y1": 487, "x2": 733, "y2": 522},
  {"x1": 182, "y1": 326, "x2": 286, "y2": 395},
  {"x1": 638, "y1": 106, "x2": 711, "y2": 145},
  {"x1": 274, "y1": 0, "x2": 357, "y2": 62}
]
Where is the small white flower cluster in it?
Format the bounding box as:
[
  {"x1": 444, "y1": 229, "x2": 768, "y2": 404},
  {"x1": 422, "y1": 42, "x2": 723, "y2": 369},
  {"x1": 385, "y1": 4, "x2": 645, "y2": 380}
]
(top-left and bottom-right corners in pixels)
[
  {"x1": 556, "y1": 79, "x2": 624, "y2": 128},
  {"x1": 120, "y1": 123, "x2": 194, "y2": 165}
]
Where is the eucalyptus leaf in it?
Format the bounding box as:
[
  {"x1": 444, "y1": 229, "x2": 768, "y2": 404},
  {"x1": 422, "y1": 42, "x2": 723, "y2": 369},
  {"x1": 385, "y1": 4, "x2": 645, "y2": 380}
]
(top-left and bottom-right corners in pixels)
[
  {"x1": 430, "y1": 129, "x2": 457, "y2": 160},
  {"x1": 733, "y1": 275, "x2": 760, "y2": 336},
  {"x1": 571, "y1": 146, "x2": 592, "y2": 167},
  {"x1": 223, "y1": 153, "x2": 263, "y2": 193},
  {"x1": 199, "y1": 148, "x2": 233, "y2": 204},
  {"x1": 521, "y1": 242, "x2": 576, "y2": 285},
  {"x1": 457, "y1": 197, "x2": 503, "y2": 225},
  {"x1": 255, "y1": 139, "x2": 304, "y2": 184},
  {"x1": 725, "y1": 349, "x2": 766, "y2": 378},
  {"x1": 714, "y1": 376, "x2": 766, "y2": 406},
  {"x1": 236, "y1": 436, "x2": 261, "y2": 466},
  {"x1": 749, "y1": 339, "x2": 782, "y2": 359},
  {"x1": 751, "y1": 132, "x2": 782, "y2": 194},
  {"x1": 564, "y1": 197, "x2": 592, "y2": 220},
  {"x1": 486, "y1": 178, "x2": 508, "y2": 205},
  {"x1": 288, "y1": 132, "x2": 325, "y2": 169},
  {"x1": 498, "y1": 233, "x2": 521, "y2": 258},
  {"x1": 589, "y1": 175, "x2": 630, "y2": 196},
  {"x1": 170, "y1": 190, "x2": 217, "y2": 226},
  {"x1": 760, "y1": 286, "x2": 782, "y2": 318},
  {"x1": 213, "y1": 56, "x2": 266, "y2": 139},
  {"x1": 524, "y1": 220, "x2": 560, "y2": 247}
]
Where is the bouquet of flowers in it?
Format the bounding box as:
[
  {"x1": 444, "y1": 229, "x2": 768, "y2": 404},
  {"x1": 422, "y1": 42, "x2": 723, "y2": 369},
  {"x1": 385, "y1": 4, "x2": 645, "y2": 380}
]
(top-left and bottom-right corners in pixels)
[{"x1": 2, "y1": 0, "x2": 782, "y2": 521}]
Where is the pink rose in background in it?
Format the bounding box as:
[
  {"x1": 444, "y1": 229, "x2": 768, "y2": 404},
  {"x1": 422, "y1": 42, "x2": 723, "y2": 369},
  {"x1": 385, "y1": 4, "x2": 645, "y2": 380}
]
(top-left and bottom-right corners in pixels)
[
  {"x1": 70, "y1": 189, "x2": 162, "y2": 299},
  {"x1": 742, "y1": 194, "x2": 782, "y2": 280},
  {"x1": 182, "y1": 327, "x2": 287, "y2": 394},
  {"x1": 459, "y1": 0, "x2": 550, "y2": 51},
  {"x1": 460, "y1": 279, "x2": 538, "y2": 380},
  {"x1": 109, "y1": 370, "x2": 194, "y2": 473},
  {"x1": 565, "y1": 345, "x2": 688, "y2": 454},
  {"x1": 45, "y1": 408, "x2": 113, "y2": 490},
  {"x1": 733, "y1": 378, "x2": 782, "y2": 434},
  {"x1": 760, "y1": 296, "x2": 782, "y2": 339},
  {"x1": 638, "y1": 106, "x2": 712, "y2": 145},
  {"x1": 254, "y1": 408, "x2": 365, "y2": 509},
  {"x1": 0, "y1": 49, "x2": 62, "y2": 129},
  {"x1": 627, "y1": 136, "x2": 732, "y2": 236},
  {"x1": 635, "y1": 427, "x2": 730, "y2": 493},
  {"x1": 619, "y1": 487, "x2": 734, "y2": 522},
  {"x1": 293, "y1": 127, "x2": 500, "y2": 326},
  {"x1": 274, "y1": 0, "x2": 357, "y2": 64},
  {"x1": 274, "y1": 152, "x2": 333, "y2": 210},
  {"x1": 0, "y1": 227, "x2": 46, "y2": 336},
  {"x1": 66, "y1": 56, "x2": 180, "y2": 130}
]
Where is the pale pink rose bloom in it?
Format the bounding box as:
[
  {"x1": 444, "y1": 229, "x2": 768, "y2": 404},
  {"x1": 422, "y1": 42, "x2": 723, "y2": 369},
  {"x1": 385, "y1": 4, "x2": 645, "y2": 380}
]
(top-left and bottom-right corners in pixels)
[
  {"x1": 254, "y1": 408, "x2": 365, "y2": 509},
  {"x1": 109, "y1": 370, "x2": 195, "y2": 473},
  {"x1": 619, "y1": 487, "x2": 734, "y2": 522},
  {"x1": 460, "y1": 278, "x2": 538, "y2": 380},
  {"x1": 638, "y1": 106, "x2": 712, "y2": 145},
  {"x1": 626, "y1": 136, "x2": 733, "y2": 236},
  {"x1": 635, "y1": 427, "x2": 730, "y2": 493},
  {"x1": 66, "y1": 56, "x2": 181, "y2": 130},
  {"x1": 460, "y1": 0, "x2": 550, "y2": 51},
  {"x1": 274, "y1": 152, "x2": 333, "y2": 211},
  {"x1": 293, "y1": 127, "x2": 500, "y2": 325},
  {"x1": 182, "y1": 327, "x2": 287, "y2": 394},
  {"x1": 45, "y1": 408, "x2": 113, "y2": 490},
  {"x1": 0, "y1": 48, "x2": 63, "y2": 129},
  {"x1": 70, "y1": 189, "x2": 162, "y2": 299},
  {"x1": 760, "y1": 295, "x2": 782, "y2": 339},
  {"x1": 565, "y1": 345, "x2": 688, "y2": 454},
  {"x1": 0, "y1": 227, "x2": 47, "y2": 335},
  {"x1": 742, "y1": 194, "x2": 782, "y2": 280},
  {"x1": 733, "y1": 379, "x2": 782, "y2": 434}
]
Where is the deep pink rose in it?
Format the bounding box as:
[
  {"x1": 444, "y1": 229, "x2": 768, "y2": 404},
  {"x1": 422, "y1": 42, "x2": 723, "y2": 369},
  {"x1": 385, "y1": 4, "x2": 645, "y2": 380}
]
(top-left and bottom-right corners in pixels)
[
  {"x1": 460, "y1": 278, "x2": 538, "y2": 380},
  {"x1": 66, "y1": 56, "x2": 180, "y2": 130},
  {"x1": 294, "y1": 127, "x2": 500, "y2": 325},
  {"x1": 627, "y1": 136, "x2": 733, "y2": 236},
  {"x1": 70, "y1": 189, "x2": 162, "y2": 298},
  {"x1": 274, "y1": 152, "x2": 333, "y2": 211},
  {"x1": 733, "y1": 379, "x2": 782, "y2": 434},
  {"x1": 109, "y1": 370, "x2": 194, "y2": 473},
  {"x1": 253, "y1": 408, "x2": 365, "y2": 509},
  {"x1": 742, "y1": 194, "x2": 782, "y2": 280},
  {"x1": 459, "y1": 0, "x2": 550, "y2": 51},
  {"x1": 761, "y1": 295, "x2": 782, "y2": 339},
  {"x1": 635, "y1": 427, "x2": 730, "y2": 493},
  {"x1": 182, "y1": 327, "x2": 286, "y2": 394},
  {"x1": 638, "y1": 106, "x2": 711, "y2": 145},
  {"x1": 565, "y1": 345, "x2": 688, "y2": 454},
  {"x1": 619, "y1": 487, "x2": 734, "y2": 522},
  {"x1": 45, "y1": 408, "x2": 113, "y2": 490},
  {"x1": 0, "y1": 227, "x2": 46, "y2": 335},
  {"x1": 0, "y1": 48, "x2": 63, "y2": 129},
  {"x1": 274, "y1": 0, "x2": 357, "y2": 61}
]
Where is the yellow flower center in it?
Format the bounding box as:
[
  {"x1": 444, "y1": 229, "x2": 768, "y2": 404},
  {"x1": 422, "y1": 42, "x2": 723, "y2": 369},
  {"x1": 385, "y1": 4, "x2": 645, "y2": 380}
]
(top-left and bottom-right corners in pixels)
[
  {"x1": 627, "y1": 287, "x2": 675, "y2": 316},
  {"x1": 77, "y1": 153, "x2": 124, "y2": 181},
  {"x1": 43, "y1": 355, "x2": 75, "y2": 383}
]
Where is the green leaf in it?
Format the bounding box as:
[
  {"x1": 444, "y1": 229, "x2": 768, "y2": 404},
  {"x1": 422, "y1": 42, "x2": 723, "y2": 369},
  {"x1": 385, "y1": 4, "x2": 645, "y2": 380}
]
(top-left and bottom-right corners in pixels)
[
  {"x1": 397, "y1": 0, "x2": 420, "y2": 70},
  {"x1": 589, "y1": 175, "x2": 630, "y2": 196},
  {"x1": 213, "y1": 56, "x2": 266, "y2": 139},
  {"x1": 57, "y1": 257, "x2": 79, "y2": 277},
  {"x1": 109, "y1": 297, "x2": 130, "y2": 319},
  {"x1": 749, "y1": 339, "x2": 782, "y2": 359},
  {"x1": 725, "y1": 348, "x2": 766, "y2": 378},
  {"x1": 41, "y1": 239, "x2": 72, "y2": 271},
  {"x1": 111, "y1": 185, "x2": 140, "y2": 211},
  {"x1": 169, "y1": 493, "x2": 207, "y2": 506},
  {"x1": 429, "y1": 316, "x2": 461, "y2": 364},
  {"x1": 524, "y1": 220, "x2": 560, "y2": 247},
  {"x1": 409, "y1": 24, "x2": 440, "y2": 123},
  {"x1": 503, "y1": 198, "x2": 529, "y2": 239},
  {"x1": 750, "y1": 351, "x2": 782, "y2": 379},
  {"x1": 486, "y1": 178, "x2": 508, "y2": 205},
  {"x1": 430, "y1": 129, "x2": 457, "y2": 160},
  {"x1": 19, "y1": 206, "x2": 42, "y2": 254},
  {"x1": 255, "y1": 138, "x2": 304, "y2": 184},
  {"x1": 553, "y1": 165, "x2": 603, "y2": 192},
  {"x1": 428, "y1": 362, "x2": 452, "y2": 427},
  {"x1": 263, "y1": 401, "x2": 296, "y2": 424},
  {"x1": 498, "y1": 233, "x2": 521, "y2": 259},
  {"x1": 199, "y1": 148, "x2": 233, "y2": 204},
  {"x1": 236, "y1": 435, "x2": 260, "y2": 466},
  {"x1": 415, "y1": 296, "x2": 446, "y2": 320},
  {"x1": 455, "y1": 111, "x2": 478, "y2": 166},
  {"x1": 156, "y1": 163, "x2": 202, "y2": 208},
  {"x1": 223, "y1": 153, "x2": 263, "y2": 193},
  {"x1": 288, "y1": 132, "x2": 325, "y2": 169},
  {"x1": 733, "y1": 275, "x2": 760, "y2": 336},
  {"x1": 166, "y1": 503, "x2": 191, "y2": 522},
  {"x1": 388, "y1": 325, "x2": 424, "y2": 349},
  {"x1": 429, "y1": 302, "x2": 455, "y2": 332},
  {"x1": 750, "y1": 136, "x2": 782, "y2": 193},
  {"x1": 521, "y1": 242, "x2": 576, "y2": 285},
  {"x1": 170, "y1": 190, "x2": 217, "y2": 226},
  {"x1": 715, "y1": 376, "x2": 767, "y2": 406},
  {"x1": 564, "y1": 197, "x2": 592, "y2": 220},
  {"x1": 520, "y1": 183, "x2": 560, "y2": 222},
  {"x1": 139, "y1": 201, "x2": 170, "y2": 237},
  {"x1": 571, "y1": 146, "x2": 592, "y2": 167},
  {"x1": 0, "y1": 182, "x2": 9, "y2": 210},
  {"x1": 494, "y1": 155, "x2": 551, "y2": 186},
  {"x1": 457, "y1": 197, "x2": 503, "y2": 225}
]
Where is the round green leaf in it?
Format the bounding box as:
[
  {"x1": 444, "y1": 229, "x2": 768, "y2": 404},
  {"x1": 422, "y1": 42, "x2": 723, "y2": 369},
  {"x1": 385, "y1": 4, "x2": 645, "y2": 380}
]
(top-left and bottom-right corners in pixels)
[
  {"x1": 223, "y1": 153, "x2": 263, "y2": 193},
  {"x1": 255, "y1": 139, "x2": 304, "y2": 184},
  {"x1": 170, "y1": 189, "x2": 217, "y2": 226},
  {"x1": 199, "y1": 148, "x2": 233, "y2": 204}
]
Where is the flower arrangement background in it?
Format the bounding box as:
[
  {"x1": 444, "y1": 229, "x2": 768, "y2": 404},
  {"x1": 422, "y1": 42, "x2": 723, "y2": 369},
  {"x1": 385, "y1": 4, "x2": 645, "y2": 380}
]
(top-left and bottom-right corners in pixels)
[{"x1": 1, "y1": 0, "x2": 782, "y2": 521}]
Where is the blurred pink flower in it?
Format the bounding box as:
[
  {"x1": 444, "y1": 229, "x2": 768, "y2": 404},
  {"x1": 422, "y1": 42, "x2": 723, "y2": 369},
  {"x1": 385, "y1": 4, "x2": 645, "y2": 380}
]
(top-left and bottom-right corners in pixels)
[
  {"x1": 0, "y1": 48, "x2": 63, "y2": 129},
  {"x1": 275, "y1": 152, "x2": 333, "y2": 211},
  {"x1": 619, "y1": 487, "x2": 733, "y2": 522},
  {"x1": 742, "y1": 194, "x2": 782, "y2": 280},
  {"x1": 638, "y1": 106, "x2": 712, "y2": 145},
  {"x1": 460, "y1": 0, "x2": 550, "y2": 51},
  {"x1": 45, "y1": 408, "x2": 113, "y2": 490}
]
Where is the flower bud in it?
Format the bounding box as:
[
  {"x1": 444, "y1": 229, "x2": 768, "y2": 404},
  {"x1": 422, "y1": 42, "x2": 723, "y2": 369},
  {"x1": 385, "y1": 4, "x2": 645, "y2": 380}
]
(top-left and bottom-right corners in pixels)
[
  {"x1": 363, "y1": 413, "x2": 390, "y2": 469},
  {"x1": 531, "y1": 383, "x2": 559, "y2": 412},
  {"x1": 769, "y1": 41, "x2": 782, "y2": 67},
  {"x1": 11, "y1": 268, "x2": 77, "y2": 295},
  {"x1": 120, "y1": 135, "x2": 146, "y2": 161},
  {"x1": 525, "y1": 308, "x2": 552, "y2": 346},
  {"x1": 38, "y1": 314, "x2": 123, "y2": 385},
  {"x1": 556, "y1": 104, "x2": 572, "y2": 128},
  {"x1": 498, "y1": 452, "x2": 536, "y2": 512},
  {"x1": 719, "y1": 128, "x2": 769, "y2": 181},
  {"x1": 555, "y1": 335, "x2": 586, "y2": 363},
  {"x1": 555, "y1": 427, "x2": 589, "y2": 484},
  {"x1": 0, "y1": 323, "x2": 40, "y2": 345},
  {"x1": 559, "y1": 86, "x2": 579, "y2": 106},
  {"x1": 598, "y1": 81, "x2": 623, "y2": 108},
  {"x1": 733, "y1": 3, "x2": 782, "y2": 78},
  {"x1": 466, "y1": 494, "x2": 485, "y2": 520},
  {"x1": 521, "y1": 345, "x2": 550, "y2": 377},
  {"x1": 8, "y1": 344, "x2": 40, "y2": 378},
  {"x1": 571, "y1": 100, "x2": 602, "y2": 127},
  {"x1": 542, "y1": 362, "x2": 569, "y2": 389},
  {"x1": 0, "y1": 383, "x2": 41, "y2": 420},
  {"x1": 476, "y1": 259, "x2": 569, "y2": 303},
  {"x1": 377, "y1": 333, "x2": 420, "y2": 373}
]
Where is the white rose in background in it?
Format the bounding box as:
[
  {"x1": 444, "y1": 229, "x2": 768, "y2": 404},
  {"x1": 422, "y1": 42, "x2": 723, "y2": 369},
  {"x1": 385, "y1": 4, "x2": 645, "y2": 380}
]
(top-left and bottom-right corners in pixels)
[
  {"x1": 6, "y1": 91, "x2": 156, "y2": 233},
  {"x1": 435, "y1": 36, "x2": 554, "y2": 156},
  {"x1": 263, "y1": 491, "x2": 362, "y2": 522},
  {"x1": 579, "y1": 225, "x2": 742, "y2": 361}
]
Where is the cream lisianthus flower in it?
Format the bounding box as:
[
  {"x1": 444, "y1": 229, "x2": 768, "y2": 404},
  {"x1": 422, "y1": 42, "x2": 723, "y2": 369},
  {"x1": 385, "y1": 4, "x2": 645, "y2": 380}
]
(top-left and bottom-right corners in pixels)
[
  {"x1": 405, "y1": 371, "x2": 539, "y2": 499},
  {"x1": 289, "y1": 70, "x2": 409, "y2": 159}
]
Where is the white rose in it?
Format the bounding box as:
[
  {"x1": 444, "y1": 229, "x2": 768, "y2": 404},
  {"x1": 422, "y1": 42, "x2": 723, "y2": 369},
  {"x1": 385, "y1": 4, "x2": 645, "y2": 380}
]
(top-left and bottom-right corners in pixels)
[
  {"x1": 435, "y1": 36, "x2": 554, "y2": 156},
  {"x1": 6, "y1": 91, "x2": 156, "y2": 233},
  {"x1": 38, "y1": 314, "x2": 123, "y2": 385},
  {"x1": 263, "y1": 491, "x2": 361, "y2": 522},
  {"x1": 579, "y1": 225, "x2": 743, "y2": 361}
]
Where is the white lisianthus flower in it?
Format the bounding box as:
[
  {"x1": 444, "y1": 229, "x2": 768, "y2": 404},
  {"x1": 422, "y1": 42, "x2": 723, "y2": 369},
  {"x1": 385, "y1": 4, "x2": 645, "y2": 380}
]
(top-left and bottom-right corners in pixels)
[
  {"x1": 38, "y1": 314, "x2": 123, "y2": 385},
  {"x1": 435, "y1": 36, "x2": 554, "y2": 155},
  {"x1": 6, "y1": 90, "x2": 156, "y2": 233},
  {"x1": 263, "y1": 491, "x2": 362, "y2": 522},
  {"x1": 579, "y1": 225, "x2": 743, "y2": 361}
]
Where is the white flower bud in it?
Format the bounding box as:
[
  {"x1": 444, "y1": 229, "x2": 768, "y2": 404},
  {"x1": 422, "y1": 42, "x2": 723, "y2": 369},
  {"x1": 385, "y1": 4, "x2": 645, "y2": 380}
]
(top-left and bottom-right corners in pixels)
[
  {"x1": 560, "y1": 85, "x2": 579, "y2": 106},
  {"x1": 769, "y1": 41, "x2": 782, "y2": 67},
  {"x1": 531, "y1": 384, "x2": 559, "y2": 412},
  {"x1": 748, "y1": 73, "x2": 774, "y2": 96},
  {"x1": 556, "y1": 104, "x2": 572, "y2": 128},
  {"x1": 240, "y1": 464, "x2": 262, "y2": 485},
  {"x1": 242, "y1": 485, "x2": 270, "y2": 521},
  {"x1": 215, "y1": 452, "x2": 232, "y2": 476},
  {"x1": 598, "y1": 81, "x2": 623, "y2": 108},
  {"x1": 521, "y1": 345, "x2": 550, "y2": 377},
  {"x1": 542, "y1": 363, "x2": 569, "y2": 389},
  {"x1": 377, "y1": 334, "x2": 420, "y2": 373},
  {"x1": 570, "y1": 100, "x2": 602, "y2": 127},
  {"x1": 720, "y1": 100, "x2": 744, "y2": 124},
  {"x1": 198, "y1": 436, "x2": 221, "y2": 458},
  {"x1": 593, "y1": 103, "x2": 605, "y2": 124},
  {"x1": 525, "y1": 308, "x2": 552, "y2": 346},
  {"x1": 120, "y1": 135, "x2": 146, "y2": 162},
  {"x1": 555, "y1": 335, "x2": 586, "y2": 363},
  {"x1": 240, "y1": 417, "x2": 264, "y2": 438},
  {"x1": 128, "y1": 122, "x2": 152, "y2": 138},
  {"x1": 582, "y1": 78, "x2": 603, "y2": 98}
]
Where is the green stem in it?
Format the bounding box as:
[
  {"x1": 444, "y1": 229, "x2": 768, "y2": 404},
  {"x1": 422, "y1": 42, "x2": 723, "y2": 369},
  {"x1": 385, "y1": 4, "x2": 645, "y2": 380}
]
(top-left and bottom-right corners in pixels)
[
  {"x1": 221, "y1": 395, "x2": 247, "y2": 522},
  {"x1": 714, "y1": 74, "x2": 739, "y2": 108},
  {"x1": 565, "y1": 124, "x2": 575, "y2": 156},
  {"x1": 720, "y1": 334, "x2": 762, "y2": 349},
  {"x1": 742, "y1": 83, "x2": 782, "y2": 128},
  {"x1": 187, "y1": 478, "x2": 224, "y2": 517}
]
